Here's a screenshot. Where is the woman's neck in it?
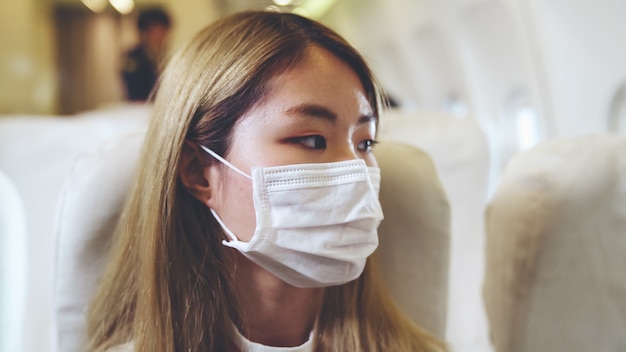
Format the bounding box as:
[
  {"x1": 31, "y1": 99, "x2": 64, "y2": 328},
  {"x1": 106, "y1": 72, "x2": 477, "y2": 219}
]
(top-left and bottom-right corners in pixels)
[{"x1": 234, "y1": 255, "x2": 323, "y2": 347}]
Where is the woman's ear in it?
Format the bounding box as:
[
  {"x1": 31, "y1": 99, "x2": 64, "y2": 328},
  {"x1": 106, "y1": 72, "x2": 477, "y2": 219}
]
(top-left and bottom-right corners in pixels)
[{"x1": 179, "y1": 141, "x2": 214, "y2": 204}]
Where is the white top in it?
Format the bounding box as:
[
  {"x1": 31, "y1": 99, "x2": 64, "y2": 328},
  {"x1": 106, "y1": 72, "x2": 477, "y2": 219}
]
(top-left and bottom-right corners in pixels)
[
  {"x1": 105, "y1": 327, "x2": 314, "y2": 352},
  {"x1": 231, "y1": 325, "x2": 314, "y2": 352}
]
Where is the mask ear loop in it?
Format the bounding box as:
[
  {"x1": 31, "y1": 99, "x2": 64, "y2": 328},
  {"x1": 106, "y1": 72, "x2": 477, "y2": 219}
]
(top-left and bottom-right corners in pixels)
[
  {"x1": 209, "y1": 208, "x2": 240, "y2": 243},
  {"x1": 199, "y1": 144, "x2": 252, "y2": 244},
  {"x1": 198, "y1": 144, "x2": 252, "y2": 180}
]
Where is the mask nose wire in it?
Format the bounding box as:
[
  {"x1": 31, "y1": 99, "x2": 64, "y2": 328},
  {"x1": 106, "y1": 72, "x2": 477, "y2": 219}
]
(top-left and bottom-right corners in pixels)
[{"x1": 199, "y1": 144, "x2": 253, "y2": 180}]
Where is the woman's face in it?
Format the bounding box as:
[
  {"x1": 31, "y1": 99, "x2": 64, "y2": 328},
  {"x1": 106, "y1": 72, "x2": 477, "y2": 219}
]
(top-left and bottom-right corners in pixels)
[{"x1": 207, "y1": 46, "x2": 377, "y2": 242}]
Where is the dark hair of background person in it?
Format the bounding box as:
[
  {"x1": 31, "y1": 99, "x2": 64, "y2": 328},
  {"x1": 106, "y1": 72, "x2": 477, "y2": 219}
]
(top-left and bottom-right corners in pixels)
[
  {"x1": 137, "y1": 8, "x2": 171, "y2": 32},
  {"x1": 121, "y1": 7, "x2": 172, "y2": 102}
]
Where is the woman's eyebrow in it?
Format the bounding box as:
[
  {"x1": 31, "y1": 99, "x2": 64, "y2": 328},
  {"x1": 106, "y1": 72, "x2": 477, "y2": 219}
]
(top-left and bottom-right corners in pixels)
[
  {"x1": 284, "y1": 103, "x2": 377, "y2": 125},
  {"x1": 358, "y1": 114, "x2": 378, "y2": 125},
  {"x1": 285, "y1": 103, "x2": 337, "y2": 122}
]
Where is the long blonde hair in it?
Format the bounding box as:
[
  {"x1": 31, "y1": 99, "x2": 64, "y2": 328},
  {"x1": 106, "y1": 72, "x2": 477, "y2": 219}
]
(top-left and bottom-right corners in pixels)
[{"x1": 87, "y1": 11, "x2": 445, "y2": 351}]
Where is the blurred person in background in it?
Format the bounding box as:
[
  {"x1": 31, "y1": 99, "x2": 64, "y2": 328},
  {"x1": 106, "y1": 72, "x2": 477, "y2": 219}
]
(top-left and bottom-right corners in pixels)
[{"x1": 121, "y1": 8, "x2": 171, "y2": 101}]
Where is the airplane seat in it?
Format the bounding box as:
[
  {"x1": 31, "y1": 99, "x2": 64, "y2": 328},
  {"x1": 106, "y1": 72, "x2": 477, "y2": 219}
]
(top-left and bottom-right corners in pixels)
[
  {"x1": 0, "y1": 170, "x2": 28, "y2": 352},
  {"x1": 374, "y1": 141, "x2": 451, "y2": 339},
  {"x1": 379, "y1": 109, "x2": 492, "y2": 350},
  {"x1": 53, "y1": 135, "x2": 451, "y2": 350},
  {"x1": 483, "y1": 135, "x2": 626, "y2": 352},
  {"x1": 54, "y1": 132, "x2": 145, "y2": 352},
  {"x1": 0, "y1": 104, "x2": 151, "y2": 352}
]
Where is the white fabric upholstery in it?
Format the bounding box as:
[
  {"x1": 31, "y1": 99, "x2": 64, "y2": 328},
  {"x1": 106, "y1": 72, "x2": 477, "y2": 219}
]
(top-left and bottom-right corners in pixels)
[
  {"x1": 0, "y1": 170, "x2": 27, "y2": 352},
  {"x1": 484, "y1": 135, "x2": 626, "y2": 352},
  {"x1": 0, "y1": 104, "x2": 150, "y2": 352},
  {"x1": 379, "y1": 110, "x2": 491, "y2": 350},
  {"x1": 374, "y1": 142, "x2": 451, "y2": 339},
  {"x1": 53, "y1": 136, "x2": 451, "y2": 348},
  {"x1": 55, "y1": 133, "x2": 145, "y2": 352}
]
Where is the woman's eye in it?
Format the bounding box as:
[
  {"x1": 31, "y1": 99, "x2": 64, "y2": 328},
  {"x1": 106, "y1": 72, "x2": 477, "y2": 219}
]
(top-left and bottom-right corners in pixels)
[
  {"x1": 294, "y1": 135, "x2": 327, "y2": 149},
  {"x1": 357, "y1": 139, "x2": 378, "y2": 152}
]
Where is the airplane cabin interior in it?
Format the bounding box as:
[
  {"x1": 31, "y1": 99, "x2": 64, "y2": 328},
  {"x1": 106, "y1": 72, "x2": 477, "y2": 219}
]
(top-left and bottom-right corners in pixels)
[{"x1": 1, "y1": 0, "x2": 625, "y2": 351}]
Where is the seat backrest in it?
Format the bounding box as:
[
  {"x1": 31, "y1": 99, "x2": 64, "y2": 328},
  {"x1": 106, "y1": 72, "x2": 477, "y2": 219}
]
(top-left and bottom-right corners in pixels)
[
  {"x1": 483, "y1": 135, "x2": 626, "y2": 352},
  {"x1": 0, "y1": 104, "x2": 151, "y2": 352},
  {"x1": 54, "y1": 133, "x2": 145, "y2": 352},
  {"x1": 374, "y1": 142, "x2": 451, "y2": 339},
  {"x1": 53, "y1": 135, "x2": 451, "y2": 349},
  {"x1": 0, "y1": 170, "x2": 27, "y2": 352},
  {"x1": 379, "y1": 109, "x2": 491, "y2": 349}
]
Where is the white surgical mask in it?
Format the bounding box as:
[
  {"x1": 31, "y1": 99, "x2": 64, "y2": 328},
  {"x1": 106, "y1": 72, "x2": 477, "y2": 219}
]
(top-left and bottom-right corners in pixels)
[{"x1": 200, "y1": 145, "x2": 384, "y2": 288}]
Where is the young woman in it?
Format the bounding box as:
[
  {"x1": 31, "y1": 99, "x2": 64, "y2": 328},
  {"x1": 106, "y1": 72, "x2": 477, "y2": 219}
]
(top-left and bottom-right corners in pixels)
[{"x1": 87, "y1": 11, "x2": 445, "y2": 352}]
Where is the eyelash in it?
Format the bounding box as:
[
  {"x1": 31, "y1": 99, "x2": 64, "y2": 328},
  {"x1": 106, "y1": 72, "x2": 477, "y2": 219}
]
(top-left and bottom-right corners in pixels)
[{"x1": 291, "y1": 136, "x2": 379, "y2": 152}]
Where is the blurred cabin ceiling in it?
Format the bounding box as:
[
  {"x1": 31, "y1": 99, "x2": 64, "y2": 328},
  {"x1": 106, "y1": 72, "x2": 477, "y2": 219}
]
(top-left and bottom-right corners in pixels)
[
  {"x1": 48, "y1": 0, "x2": 338, "y2": 18},
  {"x1": 215, "y1": 0, "x2": 281, "y2": 14},
  {"x1": 211, "y1": 0, "x2": 341, "y2": 18}
]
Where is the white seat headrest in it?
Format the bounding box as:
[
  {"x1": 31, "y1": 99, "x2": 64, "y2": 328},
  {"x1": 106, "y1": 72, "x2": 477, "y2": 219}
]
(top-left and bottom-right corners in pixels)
[
  {"x1": 484, "y1": 135, "x2": 626, "y2": 351},
  {"x1": 54, "y1": 133, "x2": 144, "y2": 352},
  {"x1": 0, "y1": 170, "x2": 27, "y2": 352},
  {"x1": 379, "y1": 110, "x2": 491, "y2": 348},
  {"x1": 374, "y1": 141, "x2": 450, "y2": 338}
]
